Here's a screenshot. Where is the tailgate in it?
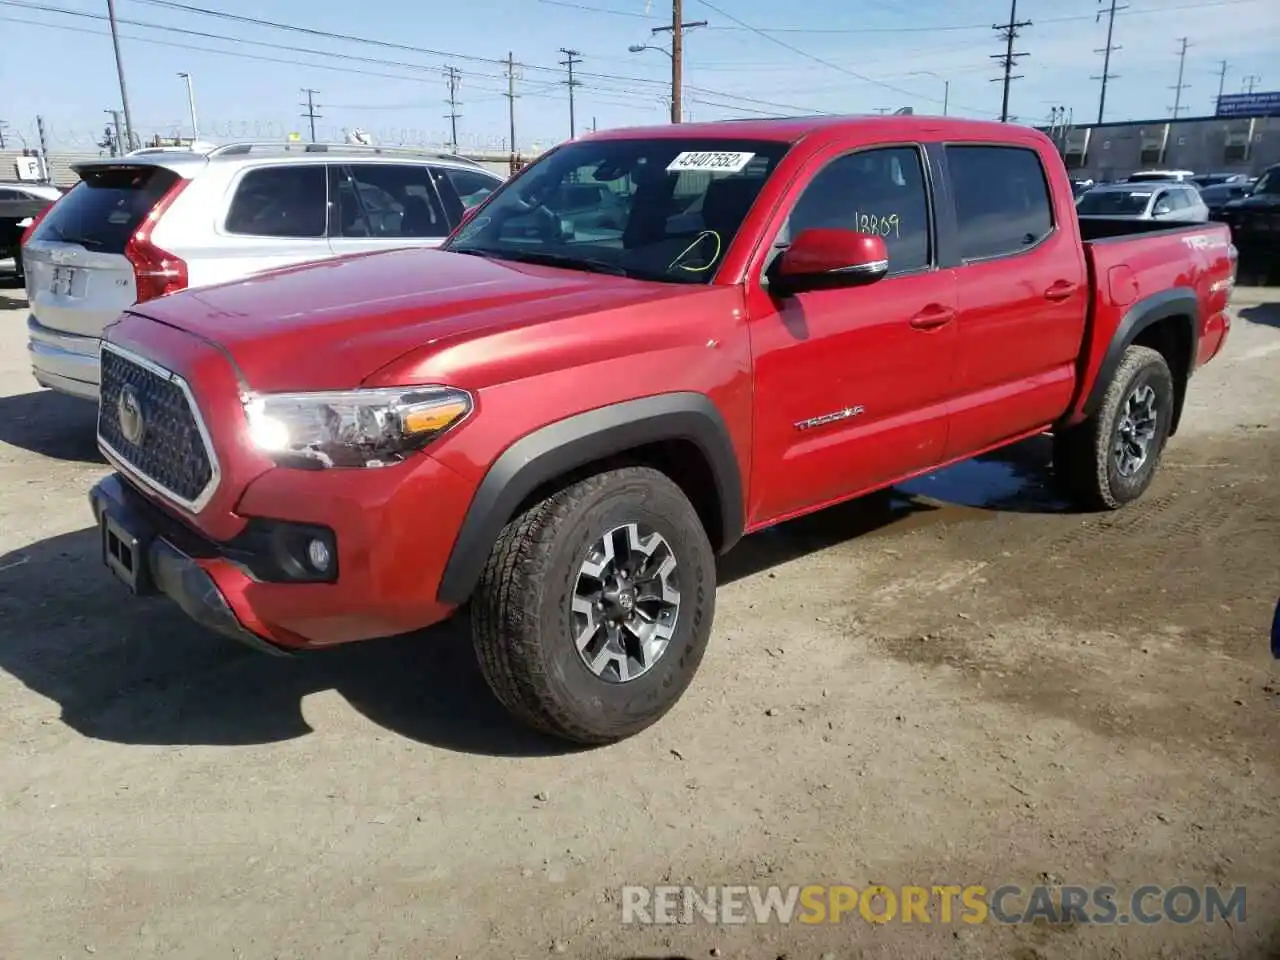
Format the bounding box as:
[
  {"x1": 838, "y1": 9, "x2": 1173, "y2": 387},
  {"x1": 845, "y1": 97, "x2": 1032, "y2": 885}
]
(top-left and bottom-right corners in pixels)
[{"x1": 23, "y1": 164, "x2": 182, "y2": 338}]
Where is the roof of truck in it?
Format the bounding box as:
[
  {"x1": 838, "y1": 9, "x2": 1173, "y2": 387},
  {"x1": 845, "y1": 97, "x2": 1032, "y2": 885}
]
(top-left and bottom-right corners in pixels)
[{"x1": 581, "y1": 114, "x2": 1047, "y2": 145}]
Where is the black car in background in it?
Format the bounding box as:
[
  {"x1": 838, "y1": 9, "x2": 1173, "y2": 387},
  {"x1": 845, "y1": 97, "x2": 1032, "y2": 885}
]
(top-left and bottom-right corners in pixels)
[
  {"x1": 1200, "y1": 182, "x2": 1254, "y2": 220},
  {"x1": 1220, "y1": 163, "x2": 1280, "y2": 280}
]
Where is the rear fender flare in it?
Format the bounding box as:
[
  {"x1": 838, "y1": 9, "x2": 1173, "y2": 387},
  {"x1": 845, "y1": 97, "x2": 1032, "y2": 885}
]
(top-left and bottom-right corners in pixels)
[
  {"x1": 436, "y1": 392, "x2": 745, "y2": 606},
  {"x1": 1080, "y1": 287, "x2": 1199, "y2": 431}
]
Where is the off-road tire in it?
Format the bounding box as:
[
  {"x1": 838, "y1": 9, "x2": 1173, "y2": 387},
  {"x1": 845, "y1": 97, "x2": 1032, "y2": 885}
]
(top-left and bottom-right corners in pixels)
[
  {"x1": 1053, "y1": 345, "x2": 1175, "y2": 510},
  {"x1": 470, "y1": 466, "x2": 716, "y2": 745}
]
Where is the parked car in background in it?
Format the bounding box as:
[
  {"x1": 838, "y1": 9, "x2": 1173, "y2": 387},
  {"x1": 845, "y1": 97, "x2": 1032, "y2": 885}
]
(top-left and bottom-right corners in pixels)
[
  {"x1": 1192, "y1": 172, "x2": 1250, "y2": 188},
  {"x1": 1219, "y1": 162, "x2": 1279, "y2": 261},
  {"x1": 0, "y1": 182, "x2": 63, "y2": 284},
  {"x1": 1125, "y1": 169, "x2": 1198, "y2": 183},
  {"x1": 87, "y1": 115, "x2": 1234, "y2": 744},
  {"x1": 21, "y1": 142, "x2": 506, "y2": 401},
  {"x1": 1199, "y1": 181, "x2": 1254, "y2": 219},
  {"x1": 1076, "y1": 181, "x2": 1209, "y2": 223}
]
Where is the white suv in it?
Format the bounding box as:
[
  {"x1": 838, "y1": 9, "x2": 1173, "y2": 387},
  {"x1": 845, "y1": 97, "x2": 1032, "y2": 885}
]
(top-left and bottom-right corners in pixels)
[{"x1": 22, "y1": 142, "x2": 506, "y2": 401}]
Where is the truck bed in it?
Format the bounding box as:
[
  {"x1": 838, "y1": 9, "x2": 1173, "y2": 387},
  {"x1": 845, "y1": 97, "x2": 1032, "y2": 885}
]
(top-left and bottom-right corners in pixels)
[{"x1": 1068, "y1": 217, "x2": 1235, "y2": 428}]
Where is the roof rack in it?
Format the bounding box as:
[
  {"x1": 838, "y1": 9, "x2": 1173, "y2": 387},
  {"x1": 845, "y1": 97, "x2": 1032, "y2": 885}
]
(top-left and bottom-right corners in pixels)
[{"x1": 200, "y1": 141, "x2": 485, "y2": 166}]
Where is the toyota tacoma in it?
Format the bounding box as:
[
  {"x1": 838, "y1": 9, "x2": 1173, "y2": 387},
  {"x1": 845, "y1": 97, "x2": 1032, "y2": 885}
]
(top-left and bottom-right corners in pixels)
[{"x1": 88, "y1": 116, "x2": 1236, "y2": 744}]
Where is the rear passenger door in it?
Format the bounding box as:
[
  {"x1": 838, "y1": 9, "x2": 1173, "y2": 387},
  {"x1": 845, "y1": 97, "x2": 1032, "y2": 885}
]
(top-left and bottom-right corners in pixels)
[
  {"x1": 942, "y1": 144, "x2": 1087, "y2": 460},
  {"x1": 209, "y1": 164, "x2": 331, "y2": 287},
  {"x1": 328, "y1": 163, "x2": 452, "y2": 256}
]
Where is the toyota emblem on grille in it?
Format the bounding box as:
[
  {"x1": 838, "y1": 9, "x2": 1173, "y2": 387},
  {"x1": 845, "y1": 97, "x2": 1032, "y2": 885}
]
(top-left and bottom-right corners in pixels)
[{"x1": 117, "y1": 384, "x2": 146, "y2": 446}]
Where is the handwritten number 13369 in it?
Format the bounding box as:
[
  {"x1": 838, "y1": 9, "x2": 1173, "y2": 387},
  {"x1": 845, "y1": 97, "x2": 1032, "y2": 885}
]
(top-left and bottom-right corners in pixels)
[{"x1": 853, "y1": 212, "x2": 901, "y2": 239}]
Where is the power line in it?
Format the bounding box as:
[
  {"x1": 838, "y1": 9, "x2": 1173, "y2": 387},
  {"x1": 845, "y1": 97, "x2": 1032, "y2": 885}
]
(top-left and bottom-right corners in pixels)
[
  {"x1": 558, "y1": 48, "x2": 582, "y2": 138},
  {"x1": 1091, "y1": 0, "x2": 1127, "y2": 124},
  {"x1": 990, "y1": 0, "x2": 1031, "y2": 123},
  {"x1": 542, "y1": 0, "x2": 1266, "y2": 33},
  {"x1": 688, "y1": 0, "x2": 984, "y2": 114},
  {"x1": 443, "y1": 65, "x2": 462, "y2": 153},
  {"x1": 300, "y1": 87, "x2": 321, "y2": 142},
  {"x1": 1169, "y1": 37, "x2": 1191, "y2": 118},
  {"x1": 0, "y1": 0, "x2": 832, "y2": 121}
]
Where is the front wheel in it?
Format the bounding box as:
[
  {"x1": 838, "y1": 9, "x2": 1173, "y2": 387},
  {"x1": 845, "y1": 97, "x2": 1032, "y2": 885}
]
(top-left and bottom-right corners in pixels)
[
  {"x1": 470, "y1": 466, "x2": 717, "y2": 745},
  {"x1": 1053, "y1": 345, "x2": 1175, "y2": 510}
]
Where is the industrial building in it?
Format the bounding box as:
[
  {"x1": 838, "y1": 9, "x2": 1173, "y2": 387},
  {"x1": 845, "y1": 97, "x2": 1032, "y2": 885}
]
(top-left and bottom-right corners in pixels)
[{"x1": 1038, "y1": 112, "x2": 1280, "y2": 182}]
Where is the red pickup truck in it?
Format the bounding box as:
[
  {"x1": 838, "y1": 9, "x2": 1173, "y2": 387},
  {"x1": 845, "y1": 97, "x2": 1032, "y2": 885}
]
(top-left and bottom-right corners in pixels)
[{"x1": 88, "y1": 116, "x2": 1235, "y2": 744}]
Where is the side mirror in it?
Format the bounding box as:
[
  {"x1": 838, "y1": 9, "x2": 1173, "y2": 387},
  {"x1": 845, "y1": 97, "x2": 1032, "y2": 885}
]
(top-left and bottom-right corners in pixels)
[{"x1": 770, "y1": 228, "x2": 889, "y2": 295}]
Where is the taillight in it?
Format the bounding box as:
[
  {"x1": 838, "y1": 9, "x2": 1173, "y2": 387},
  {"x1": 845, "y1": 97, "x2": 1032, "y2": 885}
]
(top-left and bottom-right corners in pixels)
[
  {"x1": 19, "y1": 202, "x2": 54, "y2": 247},
  {"x1": 124, "y1": 177, "x2": 191, "y2": 304}
]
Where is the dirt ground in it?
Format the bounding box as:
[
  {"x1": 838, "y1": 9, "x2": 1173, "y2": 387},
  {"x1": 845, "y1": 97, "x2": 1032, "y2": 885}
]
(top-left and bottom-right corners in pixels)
[{"x1": 0, "y1": 282, "x2": 1277, "y2": 960}]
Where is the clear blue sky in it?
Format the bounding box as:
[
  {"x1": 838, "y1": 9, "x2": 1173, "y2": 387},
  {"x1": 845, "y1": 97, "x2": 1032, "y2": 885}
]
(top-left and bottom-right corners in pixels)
[{"x1": 1, "y1": 0, "x2": 1276, "y2": 151}]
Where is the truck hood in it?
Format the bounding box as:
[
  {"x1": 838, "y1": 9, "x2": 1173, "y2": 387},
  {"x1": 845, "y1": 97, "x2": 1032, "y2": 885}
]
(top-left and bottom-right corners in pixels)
[
  {"x1": 1225, "y1": 193, "x2": 1280, "y2": 212},
  {"x1": 127, "y1": 246, "x2": 696, "y2": 390}
]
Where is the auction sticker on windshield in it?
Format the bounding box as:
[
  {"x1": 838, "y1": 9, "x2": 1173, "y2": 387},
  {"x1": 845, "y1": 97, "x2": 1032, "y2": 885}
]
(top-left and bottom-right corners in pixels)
[{"x1": 666, "y1": 151, "x2": 756, "y2": 174}]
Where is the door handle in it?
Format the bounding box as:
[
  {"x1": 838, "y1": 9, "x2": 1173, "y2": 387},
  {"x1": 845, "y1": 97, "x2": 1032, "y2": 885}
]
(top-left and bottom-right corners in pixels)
[
  {"x1": 909, "y1": 304, "x2": 956, "y2": 330},
  {"x1": 1044, "y1": 280, "x2": 1078, "y2": 302}
]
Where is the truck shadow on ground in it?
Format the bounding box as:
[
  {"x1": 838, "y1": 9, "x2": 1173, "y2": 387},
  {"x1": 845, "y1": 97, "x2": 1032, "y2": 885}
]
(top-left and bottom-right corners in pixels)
[
  {"x1": 0, "y1": 388, "x2": 103, "y2": 463},
  {"x1": 0, "y1": 438, "x2": 1067, "y2": 754},
  {"x1": 1239, "y1": 302, "x2": 1280, "y2": 328},
  {"x1": 0, "y1": 292, "x2": 27, "y2": 310}
]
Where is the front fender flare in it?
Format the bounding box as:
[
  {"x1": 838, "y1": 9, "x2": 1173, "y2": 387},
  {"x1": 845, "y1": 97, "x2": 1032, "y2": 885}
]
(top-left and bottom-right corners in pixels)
[{"x1": 436, "y1": 392, "x2": 745, "y2": 606}]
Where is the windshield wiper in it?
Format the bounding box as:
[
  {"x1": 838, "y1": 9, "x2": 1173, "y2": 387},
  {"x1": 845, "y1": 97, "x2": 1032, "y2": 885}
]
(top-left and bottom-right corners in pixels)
[{"x1": 455, "y1": 247, "x2": 630, "y2": 277}]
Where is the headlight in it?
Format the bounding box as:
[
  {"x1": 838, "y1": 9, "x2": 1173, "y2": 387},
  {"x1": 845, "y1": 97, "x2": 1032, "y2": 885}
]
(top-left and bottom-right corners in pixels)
[{"x1": 242, "y1": 387, "x2": 472, "y2": 468}]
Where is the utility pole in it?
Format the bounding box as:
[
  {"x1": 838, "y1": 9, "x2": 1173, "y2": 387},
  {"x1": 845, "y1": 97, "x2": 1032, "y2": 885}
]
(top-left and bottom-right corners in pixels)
[
  {"x1": 300, "y1": 88, "x2": 321, "y2": 143},
  {"x1": 592, "y1": 116, "x2": 597, "y2": 133},
  {"x1": 1092, "y1": 0, "x2": 1127, "y2": 124},
  {"x1": 0, "y1": 120, "x2": 7, "y2": 149},
  {"x1": 559, "y1": 48, "x2": 582, "y2": 139},
  {"x1": 443, "y1": 65, "x2": 462, "y2": 153},
  {"x1": 504, "y1": 51, "x2": 521, "y2": 169},
  {"x1": 990, "y1": 0, "x2": 1031, "y2": 123},
  {"x1": 36, "y1": 115, "x2": 50, "y2": 182},
  {"x1": 106, "y1": 0, "x2": 136, "y2": 150},
  {"x1": 1214, "y1": 60, "x2": 1229, "y2": 112},
  {"x1": 650, "y1": 0, "x2": 707, "y2": 124},
  {"x1": 1241, "y1": 74, "x2": 1261, "y2": 94},
  {"x1": 1169, "y1": 38, "x2": 1191, "y2": 118}
]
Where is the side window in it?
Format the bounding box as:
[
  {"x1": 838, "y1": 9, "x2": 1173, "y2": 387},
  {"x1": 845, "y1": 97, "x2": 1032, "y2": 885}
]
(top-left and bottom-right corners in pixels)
[
  {"x1": 945, "y1": 145, "x2": 1053, "y2": 260},
  {"x1": 443, "y1": 168, "x2": 502, "y2": 210},
  {"x1": 781, "y1": 146, "x2": 932, "y2": 274},
  {"x1": 225, "y1": 165, "x2": 328, "y2": 238},
  {"x1": 0, "y1": 188, "x2": 18, "y2": 201},
  {"x1": 337, "y1": 164, "x2": 449, "y2": 239},
  {"x1": 1151, "y1": 190, "x2": 1173, "y2": 214}
]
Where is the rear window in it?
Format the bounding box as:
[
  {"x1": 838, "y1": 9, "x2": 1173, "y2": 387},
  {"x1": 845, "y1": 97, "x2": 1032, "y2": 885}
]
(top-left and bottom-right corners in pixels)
[
  {"x1": 31, "y1": 165, "x2": 181, "y2": 254},
  {"x1": 1076, "y1": 190, "x2": 1152, "y2": 215}
]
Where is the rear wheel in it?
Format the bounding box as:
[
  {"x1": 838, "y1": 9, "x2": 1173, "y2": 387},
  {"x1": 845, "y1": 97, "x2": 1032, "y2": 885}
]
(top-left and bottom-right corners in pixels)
[
  {"x1": 1053, "y1": 345, "x2": 1175, "y2": 510},
  {"x1": 470, "y1": 466, "x2": 716, "y2": 745}
]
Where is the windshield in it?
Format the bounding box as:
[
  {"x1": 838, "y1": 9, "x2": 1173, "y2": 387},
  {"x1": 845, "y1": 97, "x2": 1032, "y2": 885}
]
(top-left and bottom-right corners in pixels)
[
  {"x1": 1076, "y1": 189, "x2": 1153, "y2": 216},
  {"x1": 444, "y1": 137, "x2": 791, "y2": 283},
  {"x1": 1252, "y1": 170, "x2": 1278, "y2": 195}
]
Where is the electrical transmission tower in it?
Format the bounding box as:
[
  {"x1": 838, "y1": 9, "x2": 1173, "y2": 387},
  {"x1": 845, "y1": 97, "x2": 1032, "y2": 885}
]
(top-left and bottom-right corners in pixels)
[
  {"x1": 443, "y1": 65, "x2": 462, "y2": 153},
  {"x1": 1169, "y1": 38, "x2": 1191, "y2": 118},
  {"x1": 300, "y1": 88, "x2": 322, "y2": 143},
  {"x1": 991, "y1": 0, "x2": 1031, "y2": 123},
  {"x1": 1091, "y1": 0, "x2": 1127, "y2": 124},
  {"x1": 1241, "y1": 74, "x2": 1261, "y2": 94},
  {"x1": 559, "y1": 48, "x2": 583, "y2": 139}
]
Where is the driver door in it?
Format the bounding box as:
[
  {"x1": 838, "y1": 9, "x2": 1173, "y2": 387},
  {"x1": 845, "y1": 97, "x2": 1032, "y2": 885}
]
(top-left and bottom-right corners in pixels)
[{"x1": 744, "y1": 143, "x2": 959, "y2": 526}]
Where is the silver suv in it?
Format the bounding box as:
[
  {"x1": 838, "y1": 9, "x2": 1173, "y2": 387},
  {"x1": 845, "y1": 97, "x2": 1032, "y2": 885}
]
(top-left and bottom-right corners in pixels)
[{"x1": 22, "y1": 142, "x2": 505, "y2": 401}]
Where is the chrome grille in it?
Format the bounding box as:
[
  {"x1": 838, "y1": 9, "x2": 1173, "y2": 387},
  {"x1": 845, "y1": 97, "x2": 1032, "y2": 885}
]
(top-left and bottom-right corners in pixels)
[{"x1": 97, "y1": 343, "x2": 218, "y2": 511}]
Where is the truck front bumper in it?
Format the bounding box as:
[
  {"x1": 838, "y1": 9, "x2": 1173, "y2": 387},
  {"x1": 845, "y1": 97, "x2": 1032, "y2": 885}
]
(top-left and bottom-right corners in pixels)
[{"x1": 88, "y1": 474, "x2": 292, "y2": 656}]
